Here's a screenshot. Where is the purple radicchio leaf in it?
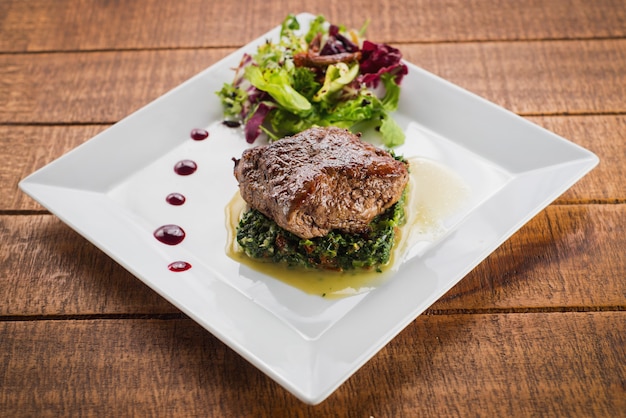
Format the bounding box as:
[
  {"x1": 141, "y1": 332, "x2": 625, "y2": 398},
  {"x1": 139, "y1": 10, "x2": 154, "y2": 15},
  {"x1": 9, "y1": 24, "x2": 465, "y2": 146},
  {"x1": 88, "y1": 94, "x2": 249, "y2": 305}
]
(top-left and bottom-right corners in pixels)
[
  {"x1": 358, "y1": 40, "x2": 409, "y2": 88},
  {"x1": 233, "y1": 53, "x2": 254, "y2": 88},
  {"x1": 241, "y1": 86, "x2": 268, "y2": 119},
  {"x1": 245, "y1": 102, "x2": 274, "y2": 143},
  {"x1": 320, "y1": 24, "x2": 359, "y2": 55}
]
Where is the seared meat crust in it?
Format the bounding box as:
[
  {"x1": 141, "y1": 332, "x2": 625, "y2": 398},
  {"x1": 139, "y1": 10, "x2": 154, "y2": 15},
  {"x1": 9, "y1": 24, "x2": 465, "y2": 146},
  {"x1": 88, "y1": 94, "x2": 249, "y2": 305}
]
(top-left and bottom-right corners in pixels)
[{"x1": 233, "y1": 127, "x2": 408, "y2": 239}]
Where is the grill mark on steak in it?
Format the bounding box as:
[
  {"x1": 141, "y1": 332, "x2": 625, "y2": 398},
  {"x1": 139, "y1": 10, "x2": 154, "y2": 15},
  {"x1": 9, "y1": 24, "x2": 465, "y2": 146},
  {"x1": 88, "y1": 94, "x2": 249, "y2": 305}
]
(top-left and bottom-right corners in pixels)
[{"x1": 233, "y1": 127, "x2": 409, "y2": 239}]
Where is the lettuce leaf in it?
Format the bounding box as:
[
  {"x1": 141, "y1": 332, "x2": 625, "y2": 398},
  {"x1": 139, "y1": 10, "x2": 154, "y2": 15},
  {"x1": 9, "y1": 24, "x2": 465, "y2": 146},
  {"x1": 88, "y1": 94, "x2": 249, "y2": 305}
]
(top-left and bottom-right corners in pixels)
[
  {"x1": 379, "y1": 114, "x2": 405, "y2": 148},
  {"x1": 245, "y1": 66, "x2": 311, "y2": 115},
  {"x1": 380, "y1": 72, "x2": 402, "y2": 112}
]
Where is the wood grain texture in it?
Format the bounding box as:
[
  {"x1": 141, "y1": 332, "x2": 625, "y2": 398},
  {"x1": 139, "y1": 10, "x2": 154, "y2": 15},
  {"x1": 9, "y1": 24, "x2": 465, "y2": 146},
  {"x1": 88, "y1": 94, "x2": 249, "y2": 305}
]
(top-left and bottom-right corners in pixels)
[
  {"x1": 2, "y1": 0, "x2": 624, "y2": 413},
  {"x1": 2, "y1": 204, "x2": 624, "y2": 316},
  {"x1": 0, "y1": 215, "x2": 178, "y2": 316},
  {"x1": 435, "y1": 204, "x2": 626, "y2": 311},
  {"x1": 1, "y1": 40, "x2": 624, "y2": 124},
  {"x1": 403, "y1": 39, "x2": 626, "y2": 115},
  {"x1": 1, "y1": 313, "x2": 624, "y2": 416},
  {"x1": 0, "y1": 49, "x2": 231, "y2": 124},
  {"x1": 0, "y1": 125, "x2": 109, "y2": 211},
  {"x1": 1, "y1": 0, "x2": 625, "y2": 52},
  {"x1": 529, "y1": 116, "x2": 626, "y2": 203}
]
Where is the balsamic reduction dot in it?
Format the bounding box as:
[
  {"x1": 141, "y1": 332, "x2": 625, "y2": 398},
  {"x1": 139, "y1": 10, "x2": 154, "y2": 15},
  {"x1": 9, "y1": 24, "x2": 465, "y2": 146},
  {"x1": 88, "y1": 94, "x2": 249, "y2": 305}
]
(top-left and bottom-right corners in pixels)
[
  {"x1": 174, "y1": 160, "x2": 197, "y2": 176},
  {"x1": 154, "y1": 224, "x2": 186, "y2": 245},
  {"x1": 168, "y1": 261, "x2": 192, "y2": 272},
  {"x1": 166, "y1": 192, "x2": 186, "y2": 206},
  {"x1": 190, "y1": 128, "x2": 209, "y2": 140}
]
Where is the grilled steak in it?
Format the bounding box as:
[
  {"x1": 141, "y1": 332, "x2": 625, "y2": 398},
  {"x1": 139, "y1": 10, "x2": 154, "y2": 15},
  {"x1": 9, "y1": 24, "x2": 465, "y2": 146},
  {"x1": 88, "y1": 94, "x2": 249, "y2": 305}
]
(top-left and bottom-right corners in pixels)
[{"x1": 233, "y1": 127, "x2": 409, "y2": 239}]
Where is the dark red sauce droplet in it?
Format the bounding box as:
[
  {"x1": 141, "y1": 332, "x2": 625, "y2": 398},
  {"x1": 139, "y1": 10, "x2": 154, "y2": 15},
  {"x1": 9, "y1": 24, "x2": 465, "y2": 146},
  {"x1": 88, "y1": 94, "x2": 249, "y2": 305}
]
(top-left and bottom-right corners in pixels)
[
  {"x1": 190, "y1": 128, "x2": 209, "y2": 140},
  {"x1": 168, "y1": 261, "x2": 192, "y2": 272},
  {"x1": 166, "y1": 192, "x2": 186, "y2": 206},
  {"x1": 222, "y1": 120, "x2": 241, "y2": 128},
  {"x1": 174, "y1": 160, "x2": 197, "y2": 176},
  {"x1": 154, "y1": 224, "x2": 186, "y2": 245}
]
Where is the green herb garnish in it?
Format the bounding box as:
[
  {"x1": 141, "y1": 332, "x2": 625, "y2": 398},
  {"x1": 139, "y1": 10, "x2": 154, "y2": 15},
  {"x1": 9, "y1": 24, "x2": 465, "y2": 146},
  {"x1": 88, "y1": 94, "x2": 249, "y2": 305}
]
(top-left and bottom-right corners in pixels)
[{"x1": 236, "y1": 191, "x2": 406, "y2": 272}]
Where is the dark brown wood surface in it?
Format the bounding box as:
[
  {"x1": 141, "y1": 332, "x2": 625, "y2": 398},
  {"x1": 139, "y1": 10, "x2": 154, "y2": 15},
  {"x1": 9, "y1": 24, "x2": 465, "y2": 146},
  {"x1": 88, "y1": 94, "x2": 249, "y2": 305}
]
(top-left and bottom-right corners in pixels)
[{"x1": 1, "y1": 0, "x2": 624, "y2": 416}]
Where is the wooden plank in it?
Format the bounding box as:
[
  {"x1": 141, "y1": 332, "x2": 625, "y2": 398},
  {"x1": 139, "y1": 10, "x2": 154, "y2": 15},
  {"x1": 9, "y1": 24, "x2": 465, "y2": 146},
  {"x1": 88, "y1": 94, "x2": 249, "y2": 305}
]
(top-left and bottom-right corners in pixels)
[
  {"x1": 0, "y1": 313, "x2": 623, "y2": 415},
  {"x1": 0, "y1": 49, "x2": 232, "y2": 124},
  {"x1": 1, "y1": 0, "x2": 625, "y2": 52},
  {"x1": 2, "y1": 204, "x2": 624, "y2": 316},
  {"x1": 2, "y1": 116, "x2": 622, "y2": 213},
  {"x1": 0, "y1": 215, "x2": 178, "y2": 316},
  {"x1": 402, "y1": 39, "x2": 626, "y2": 115},
  {"x1": 434, "y1": 204, "x2": 626, "y2": 311},
  {"x1": 1, "y1": 40, "x2": 624, "y2": 124},
  {"x1": 0, "y1": 125, "x2": 108, "y2": 211},
  {"x1": 529, "y1": 116, "x2": 626, "y2": 203}
]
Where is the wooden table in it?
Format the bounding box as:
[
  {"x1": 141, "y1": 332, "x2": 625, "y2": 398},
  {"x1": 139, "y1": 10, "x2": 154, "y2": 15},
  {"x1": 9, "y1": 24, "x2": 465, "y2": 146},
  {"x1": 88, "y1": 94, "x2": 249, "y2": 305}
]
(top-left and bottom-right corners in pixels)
[{"x1": 1, "y1": 0, "x2": 625, "y2": 416}]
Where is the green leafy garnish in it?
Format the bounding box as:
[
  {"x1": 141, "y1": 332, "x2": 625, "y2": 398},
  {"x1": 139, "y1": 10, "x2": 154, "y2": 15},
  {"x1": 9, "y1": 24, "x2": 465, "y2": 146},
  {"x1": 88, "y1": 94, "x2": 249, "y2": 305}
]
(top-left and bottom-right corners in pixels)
[
  {"x1": 236, "y1": 191, "x2": 406, "y2": 272},
  {"x1": 216, "y1": 14, "x2": 409, "y2": 147}
]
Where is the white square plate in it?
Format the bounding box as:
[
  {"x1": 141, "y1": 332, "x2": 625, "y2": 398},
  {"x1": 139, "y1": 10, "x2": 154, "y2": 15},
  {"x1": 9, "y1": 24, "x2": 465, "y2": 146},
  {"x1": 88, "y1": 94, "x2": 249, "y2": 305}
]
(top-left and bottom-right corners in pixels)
[{"x1": 20, "y1": 13, "x2": 598, "y2": 404}]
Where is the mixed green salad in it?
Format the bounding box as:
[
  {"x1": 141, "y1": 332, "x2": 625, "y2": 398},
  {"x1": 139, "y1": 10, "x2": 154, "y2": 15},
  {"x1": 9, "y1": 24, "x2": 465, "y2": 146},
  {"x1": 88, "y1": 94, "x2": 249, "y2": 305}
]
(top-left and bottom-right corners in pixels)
[{"x1": 217, "y1": 14, "x2": 408, "y2": 147}]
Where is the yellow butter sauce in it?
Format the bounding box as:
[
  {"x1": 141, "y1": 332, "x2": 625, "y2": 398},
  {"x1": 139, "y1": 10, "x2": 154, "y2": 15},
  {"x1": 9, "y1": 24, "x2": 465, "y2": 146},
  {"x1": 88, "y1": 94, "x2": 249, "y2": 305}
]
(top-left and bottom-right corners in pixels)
[
  {"x1": 394, "y1": 158, "x2": 471, "y2": 260},
  {"x1": 225, "y1": 157, "x2": 469, "y2": 298}
]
